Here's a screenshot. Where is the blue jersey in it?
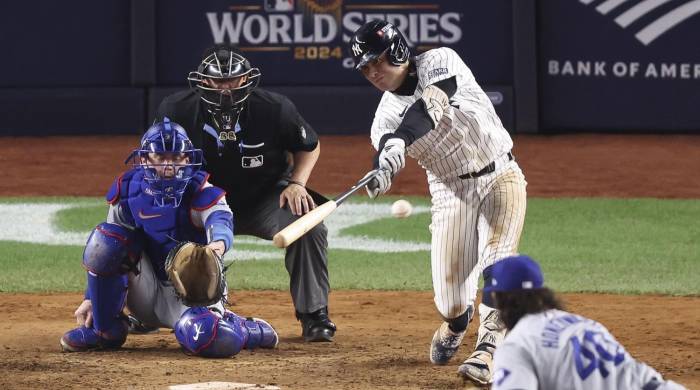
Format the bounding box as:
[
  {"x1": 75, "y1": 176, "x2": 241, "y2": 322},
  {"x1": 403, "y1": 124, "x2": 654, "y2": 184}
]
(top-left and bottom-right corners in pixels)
[{"x1": 105, "y1": 168, "x2": 232, "y2": 280}]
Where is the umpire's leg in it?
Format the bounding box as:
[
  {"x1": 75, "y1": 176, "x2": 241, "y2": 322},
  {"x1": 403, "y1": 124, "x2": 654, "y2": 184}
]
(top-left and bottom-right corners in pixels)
[{"x1": 234, "y1": 184, "x2": 331, "y2": 318}]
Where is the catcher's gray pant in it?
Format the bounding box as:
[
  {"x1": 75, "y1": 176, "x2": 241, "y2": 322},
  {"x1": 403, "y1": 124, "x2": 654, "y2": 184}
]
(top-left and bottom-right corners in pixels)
[
  {"x1": 126, "y1": 255, "x2": 225, "y2": 329},
  {"x1": 233, "y1": 184, "x2": 329, "y2": 315}
]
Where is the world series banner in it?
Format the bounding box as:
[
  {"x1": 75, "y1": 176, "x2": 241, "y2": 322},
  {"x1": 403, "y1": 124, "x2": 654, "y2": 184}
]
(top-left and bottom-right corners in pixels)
[
  {"x1": 155, "y1": 0, "x2": 514, "y2": 87},
  {"x1": 539, "y1": 0, "x2": 700, "y2": 132}
]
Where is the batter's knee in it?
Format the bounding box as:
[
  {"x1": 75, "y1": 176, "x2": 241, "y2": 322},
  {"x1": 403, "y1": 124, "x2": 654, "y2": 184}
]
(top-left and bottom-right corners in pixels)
[{"x1": 83, "y1": 223, "x2": 142, "y2": 276}]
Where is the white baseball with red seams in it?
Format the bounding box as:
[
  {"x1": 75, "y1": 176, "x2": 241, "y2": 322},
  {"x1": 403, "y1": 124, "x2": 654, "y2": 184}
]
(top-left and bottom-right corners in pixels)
[{"x1": 391, "y1": 199, "x2": 413, "y2": 218}]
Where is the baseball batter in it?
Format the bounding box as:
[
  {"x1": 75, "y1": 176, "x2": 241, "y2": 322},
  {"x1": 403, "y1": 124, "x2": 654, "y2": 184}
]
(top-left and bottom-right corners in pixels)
[
  {"x1": 487, "y1": 255, "x2": 686, "y2": 390},
  {"x1": 59, "y1": 120, "x2": 278, "y2": 357},
  {"x1": 349, "y1": 21, "x2": 527, "y2": 384}
]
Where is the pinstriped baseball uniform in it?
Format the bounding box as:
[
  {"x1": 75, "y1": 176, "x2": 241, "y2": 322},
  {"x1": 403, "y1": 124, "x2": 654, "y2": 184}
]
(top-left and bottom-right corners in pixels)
[{"x1": 370, "y1": 47, "x2": 527, "y2": 319}]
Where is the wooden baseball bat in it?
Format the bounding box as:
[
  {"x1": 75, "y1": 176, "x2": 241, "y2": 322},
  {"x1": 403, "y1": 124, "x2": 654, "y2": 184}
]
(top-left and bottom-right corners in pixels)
[{"x1": 272, "y1": 169, "x2": 384, "y2": 248}]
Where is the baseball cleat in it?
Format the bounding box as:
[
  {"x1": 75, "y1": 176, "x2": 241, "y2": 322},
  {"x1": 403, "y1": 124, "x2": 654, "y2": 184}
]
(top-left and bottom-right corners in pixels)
[
  {"x1": 458, "y1": 349, "x2": 495, "y2": 385},
  {"x1": 60, "y1": 326, "x2": 126, "y2": 352},
  {"x1": 127, "y1": 314, "x2": 160, "y2": 335},
  {"x1": 430, "y1": 321, "x2": 466, "y2": 365},
  {"x1": 298, "y1": 307, "x2": 336, "y2": 342}
]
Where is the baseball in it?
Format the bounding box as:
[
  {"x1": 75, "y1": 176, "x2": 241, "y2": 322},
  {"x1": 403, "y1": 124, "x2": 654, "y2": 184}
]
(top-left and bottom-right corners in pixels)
[{"x1": 391, "y1": 199, "x2": 413, "y2": 218}]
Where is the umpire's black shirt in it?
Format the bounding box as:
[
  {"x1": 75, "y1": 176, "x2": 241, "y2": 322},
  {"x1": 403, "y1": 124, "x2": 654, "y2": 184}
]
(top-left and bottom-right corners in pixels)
[{"x1": 155, "y1": 89, "x2": 319, "y2": 213}]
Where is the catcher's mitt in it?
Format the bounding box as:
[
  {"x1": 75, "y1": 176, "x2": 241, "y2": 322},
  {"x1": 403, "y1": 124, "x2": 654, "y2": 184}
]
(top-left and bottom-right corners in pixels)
[{"x1": 164, "y1": 241, "x2": 226, "y2": 307}]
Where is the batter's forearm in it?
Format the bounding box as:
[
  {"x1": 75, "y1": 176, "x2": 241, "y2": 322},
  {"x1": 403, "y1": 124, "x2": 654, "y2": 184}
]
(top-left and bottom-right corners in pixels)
[{"x1": 290, "y1": 142, "x2": 320, "y2": 185}]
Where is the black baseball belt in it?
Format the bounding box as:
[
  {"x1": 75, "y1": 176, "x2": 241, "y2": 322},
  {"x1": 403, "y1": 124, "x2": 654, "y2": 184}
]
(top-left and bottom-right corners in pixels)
[{"x1": 459, "y1": 152, "x2": 514, "y2": 180}]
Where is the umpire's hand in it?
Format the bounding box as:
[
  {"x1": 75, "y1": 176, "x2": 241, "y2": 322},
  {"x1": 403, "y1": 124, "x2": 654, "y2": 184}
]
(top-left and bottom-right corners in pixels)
[{"x1": 280, "y1": 182, "x2": 317, "y2": 216}]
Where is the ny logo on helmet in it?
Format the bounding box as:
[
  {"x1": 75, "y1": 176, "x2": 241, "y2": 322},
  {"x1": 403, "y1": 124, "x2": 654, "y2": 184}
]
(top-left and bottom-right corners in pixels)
[{"x1": 351, "y1": 42, "x2": 363, "y2": 57}]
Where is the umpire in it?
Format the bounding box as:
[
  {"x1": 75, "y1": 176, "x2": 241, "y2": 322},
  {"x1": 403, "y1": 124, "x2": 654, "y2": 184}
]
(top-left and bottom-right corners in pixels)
[{"x1": 154, "y1": 43, "x2": 336, "y2": 342}]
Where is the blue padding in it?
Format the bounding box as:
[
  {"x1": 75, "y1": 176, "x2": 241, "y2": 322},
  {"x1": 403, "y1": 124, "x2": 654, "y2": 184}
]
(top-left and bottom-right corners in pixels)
[
  {"x1": 191, "y1": 185, "x2": 226, "y2": 210},
  {"x1": 87, "y1": 272, "x2": 128, "y2": 341},
  {"x1": 83, "y1": 223, "x2": 142, "y2": 276},
  {"x1": 175, "y1": 307, "x2": 245, "y2": 358}
]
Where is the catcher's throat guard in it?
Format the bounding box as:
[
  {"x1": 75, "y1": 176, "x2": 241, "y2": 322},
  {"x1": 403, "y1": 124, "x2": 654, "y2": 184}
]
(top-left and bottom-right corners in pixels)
[{"x1": 165, "y1": 241, "x2": 226, "y2": 307}]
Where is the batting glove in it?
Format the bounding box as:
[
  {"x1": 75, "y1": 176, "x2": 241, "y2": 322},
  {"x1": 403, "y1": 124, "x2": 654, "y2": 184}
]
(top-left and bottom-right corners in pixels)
[
  {"x1": 377, "y1": 138, "x2": 406, "y2": 176},
  {"x1": 364, "y1": 169, "x2": 392, "y2": 199}
]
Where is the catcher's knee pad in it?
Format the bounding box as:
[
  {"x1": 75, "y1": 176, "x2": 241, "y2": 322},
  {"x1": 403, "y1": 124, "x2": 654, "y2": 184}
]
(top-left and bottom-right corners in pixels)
[
  {"x1": 175, "y1": 307, "x2": 245, "y2": 358},
  {"x1": 83, "y1": 222, "x2": 142, "y2": 276},
  {"x1": 224, "y1": 311, "x2": 279, "y2": 350}
]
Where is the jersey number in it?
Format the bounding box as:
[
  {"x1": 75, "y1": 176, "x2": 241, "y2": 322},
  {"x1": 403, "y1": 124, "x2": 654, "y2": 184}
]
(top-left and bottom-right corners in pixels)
[{"x1": 570, "y1": 330, "x2": 626, "y2": 380}]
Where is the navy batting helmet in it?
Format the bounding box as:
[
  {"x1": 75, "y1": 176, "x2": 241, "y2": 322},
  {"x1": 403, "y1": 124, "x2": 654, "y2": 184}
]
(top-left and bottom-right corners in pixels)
[
  {"x1": 187, "y1": 44, "x2": 261, "y2": 113},
  {"x1": 350, "y1": 20, "x2": 410, "y2": 70}
]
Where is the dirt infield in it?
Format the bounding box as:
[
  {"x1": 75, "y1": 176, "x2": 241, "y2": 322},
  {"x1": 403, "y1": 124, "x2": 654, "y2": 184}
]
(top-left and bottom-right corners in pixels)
[{"x1": 1, "y1": 134, "x2": 699, "y2": 389}]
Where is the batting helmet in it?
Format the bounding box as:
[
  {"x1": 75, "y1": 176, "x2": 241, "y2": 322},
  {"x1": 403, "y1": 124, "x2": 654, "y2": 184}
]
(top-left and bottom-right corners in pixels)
[
  {"x1": 349, "y1": 20, "x2": 410, "y2": 70},
  {"x1": 187, "y1": 44, "x2": 261, "y2": 114},
  {"x1": 129, "y1": 119, "x2": 203, "y2": 207}
]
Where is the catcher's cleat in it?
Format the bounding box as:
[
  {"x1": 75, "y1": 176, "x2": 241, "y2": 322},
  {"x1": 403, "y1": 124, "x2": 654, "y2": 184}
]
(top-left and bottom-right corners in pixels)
[
  {"x1": 60, "y1": 325, "x2": 127, "y2": 352},
  {"x1": 127, "y1": 314, "x2": 160, "y2": 335},
  {"x1": 297, "y1": 307, "x2": 336, "y2": 342},
  {"x1": 430, "y1": 321, "x2": 466, "y2": 365},
  {"x1": 458, "y1": 348, "x2": 495, "y2": 385}
]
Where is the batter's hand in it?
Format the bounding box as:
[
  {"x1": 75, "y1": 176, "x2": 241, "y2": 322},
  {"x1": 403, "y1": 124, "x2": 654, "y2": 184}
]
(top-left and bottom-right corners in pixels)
[
  {"x1": 377, "y1": 138, "x2": 406, "y2": 175},
  {"x1": 365, "y1": 169, "x2": 392, "y2": 199},
  {"x1": 280, "y1": 182, "x2": 317, "y2": 216},
  {"x1": 74, "y1": 299, "x2": 93, "y2": 327}
]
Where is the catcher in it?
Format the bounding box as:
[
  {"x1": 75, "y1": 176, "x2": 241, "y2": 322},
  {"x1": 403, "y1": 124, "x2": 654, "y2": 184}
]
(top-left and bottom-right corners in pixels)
[{"x1": 60, "y1": 120, "x2": 278, "y2": 357}]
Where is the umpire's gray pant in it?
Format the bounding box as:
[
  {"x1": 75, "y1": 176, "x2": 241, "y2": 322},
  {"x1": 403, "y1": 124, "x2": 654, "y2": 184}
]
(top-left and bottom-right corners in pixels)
[{"x1": 233, "y1": 184, "x2": 330, "y2": 315}]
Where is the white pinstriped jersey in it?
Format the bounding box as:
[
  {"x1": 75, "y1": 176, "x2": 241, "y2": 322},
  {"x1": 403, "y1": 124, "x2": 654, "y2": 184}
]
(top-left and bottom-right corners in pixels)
[
  {"x1": 370, "y1": 47, "x2": 513, "y2": 179},
  {"x1": 492, "y1": 310, "x2": 685, "y2": 390}
]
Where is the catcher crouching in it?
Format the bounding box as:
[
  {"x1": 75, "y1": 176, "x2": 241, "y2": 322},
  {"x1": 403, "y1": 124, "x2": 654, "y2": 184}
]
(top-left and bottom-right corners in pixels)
[{"x1": 60, "y1": 120, "x2": 278, "y2": 357}]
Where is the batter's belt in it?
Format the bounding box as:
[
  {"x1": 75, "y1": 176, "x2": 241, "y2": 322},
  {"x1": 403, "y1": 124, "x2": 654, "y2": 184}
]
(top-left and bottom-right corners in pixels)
[{"x1": 459, "y1": 152, "x2": 514, "y2": 180}]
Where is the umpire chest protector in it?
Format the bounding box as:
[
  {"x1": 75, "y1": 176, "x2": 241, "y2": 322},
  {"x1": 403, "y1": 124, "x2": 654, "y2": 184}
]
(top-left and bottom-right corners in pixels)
[
  {"x1": 106, "y1": 169, "x2": 225, "y2": 280},
  {"x1": 157, "y1": 89, "x2": 318, "y2": 213}
]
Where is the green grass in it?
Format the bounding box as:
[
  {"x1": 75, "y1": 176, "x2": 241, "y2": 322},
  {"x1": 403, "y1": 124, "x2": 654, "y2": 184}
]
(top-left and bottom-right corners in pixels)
[{"x1": 0, "y1": 197, "x2": 698, "y2": 295}]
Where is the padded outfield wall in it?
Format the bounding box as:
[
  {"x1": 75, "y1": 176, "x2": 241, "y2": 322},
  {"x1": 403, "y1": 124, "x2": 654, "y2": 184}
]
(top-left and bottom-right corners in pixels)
[{"x1": 0, "y1": 0, "x2": 697, "y2": 135}]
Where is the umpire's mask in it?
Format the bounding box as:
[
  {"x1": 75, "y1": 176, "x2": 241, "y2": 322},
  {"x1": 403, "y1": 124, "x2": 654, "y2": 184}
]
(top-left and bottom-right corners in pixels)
[{"x1": 188, "y1": 45, "x2": 261, "y2": 131}]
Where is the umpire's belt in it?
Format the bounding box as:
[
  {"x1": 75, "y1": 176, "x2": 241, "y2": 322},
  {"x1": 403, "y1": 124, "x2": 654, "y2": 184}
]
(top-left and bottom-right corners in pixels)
[{"x1": 459, "y1": 152, "x2": 514, "y2": 180}]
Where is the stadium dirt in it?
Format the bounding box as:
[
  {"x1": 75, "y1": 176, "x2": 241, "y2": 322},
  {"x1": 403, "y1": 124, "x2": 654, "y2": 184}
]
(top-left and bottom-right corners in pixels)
[{"x1": 0, "y1": 134, "x2": 699, "y2": 389}]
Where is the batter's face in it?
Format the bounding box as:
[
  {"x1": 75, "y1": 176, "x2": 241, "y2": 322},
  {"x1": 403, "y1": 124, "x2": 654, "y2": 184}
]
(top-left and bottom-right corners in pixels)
[
  {"x1": 141, "y1": 152, "x2": 190, "y2": 179},
  {"x1": 360, "y1": 53, "x2": 409, "y2": 92}
]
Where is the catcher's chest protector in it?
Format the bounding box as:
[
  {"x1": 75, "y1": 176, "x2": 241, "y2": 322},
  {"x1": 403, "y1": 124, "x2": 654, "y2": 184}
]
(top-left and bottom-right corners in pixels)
[{"x1": 111, "y1": 169, "x2": 209, "y2": 279}]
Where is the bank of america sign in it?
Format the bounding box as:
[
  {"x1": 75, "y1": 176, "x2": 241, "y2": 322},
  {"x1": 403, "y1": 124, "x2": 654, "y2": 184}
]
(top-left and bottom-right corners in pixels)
[{"x1": 579, "y1": 0, "x2": 700, "y2": 45}]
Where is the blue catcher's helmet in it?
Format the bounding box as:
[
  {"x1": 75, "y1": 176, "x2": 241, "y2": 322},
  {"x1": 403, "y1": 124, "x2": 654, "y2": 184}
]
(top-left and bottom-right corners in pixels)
[{"x1": 130, "y1": 120, "x2": 203, "y2": 207}]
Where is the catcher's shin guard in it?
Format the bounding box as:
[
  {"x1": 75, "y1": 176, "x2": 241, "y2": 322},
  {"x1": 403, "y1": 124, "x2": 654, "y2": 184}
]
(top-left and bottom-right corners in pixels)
[
  {"x1": 60, "y1": 318, "x2": 128, "y2": 352},
  {"x1": 458, "y1": 303, "x2": 506, "y2": 385},
  {"x1": 224, "y1": 311, "x2": 279, "y2": 349},
  {"x1": 175, "y1": 307, "x2": 245, "y2": 358}
]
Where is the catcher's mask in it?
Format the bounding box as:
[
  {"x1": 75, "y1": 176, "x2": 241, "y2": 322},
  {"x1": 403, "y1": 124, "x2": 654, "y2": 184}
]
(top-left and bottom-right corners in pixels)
[
  {"x1": 129, "y1": 120, "x2": 203, "y2": 207},
  {"x1": 350, "y1": 20, "x2": 410, "y2": 71},
  {"x1": 188, "y1": 44, "x2": 261, "y2": 131}
]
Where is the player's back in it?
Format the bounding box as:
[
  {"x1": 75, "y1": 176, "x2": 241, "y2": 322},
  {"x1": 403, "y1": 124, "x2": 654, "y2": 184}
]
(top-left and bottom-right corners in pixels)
[{"x1": 493, "y1": 309, "x2": 679, "y2": 389}]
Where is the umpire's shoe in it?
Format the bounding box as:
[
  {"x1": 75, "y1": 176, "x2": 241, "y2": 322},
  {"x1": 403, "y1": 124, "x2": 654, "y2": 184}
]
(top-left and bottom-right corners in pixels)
[
  {"x1": 297, "y1": 307, "x2": 336, "y2": 342},
  {"x1": 430, "y1": 322, "x2": 466, "y2": 365},
  {"x1": 60, "y1": 324, "x2": 128, "y2": 352}
]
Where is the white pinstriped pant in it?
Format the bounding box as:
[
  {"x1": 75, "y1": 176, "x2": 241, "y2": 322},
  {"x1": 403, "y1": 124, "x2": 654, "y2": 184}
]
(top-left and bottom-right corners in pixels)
[{"x1": 428, "y1": 157, "x2": 527, "y2": 319}]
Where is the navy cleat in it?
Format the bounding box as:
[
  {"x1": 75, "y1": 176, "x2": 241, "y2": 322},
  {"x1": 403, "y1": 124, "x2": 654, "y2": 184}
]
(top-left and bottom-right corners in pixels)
[
  {"x1": 127, "y1": 314, "x2": 160, "y2": 335},
  {"x1": 297, "y1": 307, "x2": 336, "y2": 342},
  {"x1": 60, "y1": 325, "x2": 127, "y2": 352},
  {"x1": 430, "y1": 321, "x2": 466, "y2": 365}
]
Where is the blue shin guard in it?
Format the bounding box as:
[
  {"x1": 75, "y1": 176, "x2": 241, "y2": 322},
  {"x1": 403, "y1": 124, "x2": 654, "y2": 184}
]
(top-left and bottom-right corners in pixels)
[{"x1": 87, "y1": 272, "x2": 129, "y2": 342}]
